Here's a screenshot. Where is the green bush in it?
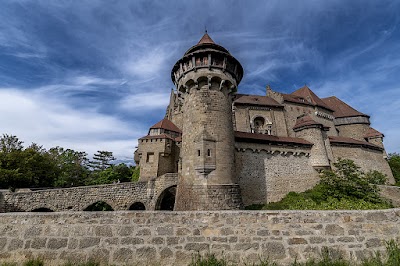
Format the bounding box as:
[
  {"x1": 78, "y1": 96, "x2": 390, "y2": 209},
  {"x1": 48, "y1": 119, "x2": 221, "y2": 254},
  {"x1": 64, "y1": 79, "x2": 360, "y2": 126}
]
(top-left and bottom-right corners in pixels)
[{"x1": 23, "y1": 258, "x2": 44, "y2": 266}]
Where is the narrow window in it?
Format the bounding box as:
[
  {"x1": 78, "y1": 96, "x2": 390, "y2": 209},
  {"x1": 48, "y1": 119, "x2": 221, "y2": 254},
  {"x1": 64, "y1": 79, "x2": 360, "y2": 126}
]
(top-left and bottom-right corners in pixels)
[
  {"x1": 198, "y1": 150, "x2": 201, "y2": 156},
  {"x1": 207, "y1": 149, "x2": 211, "y2": 157}
]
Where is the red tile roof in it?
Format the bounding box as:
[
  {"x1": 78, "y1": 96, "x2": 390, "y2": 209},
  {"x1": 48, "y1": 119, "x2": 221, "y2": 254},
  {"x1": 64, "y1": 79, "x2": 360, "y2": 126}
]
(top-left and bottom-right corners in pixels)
[
  {"x1": 286, "y1": 86, "x2": 333, "y2": 111},
  {"x1": 198, "y1": 32, "x2": 215, "y2": 44},
  {"x1": 293, "y1": 115, "x2": 326, "y2": 131},
  {"x1": 139, "y1": 134, "x2": 175, "y2": 141},
  {"x1": 329, "y1": 136, "x2": 382, "y2": 150},
  {"x1": 234, "y1": 94, "x2": 282, "y2": 107},
  {"x1": 321, "y1": 96, "x2": 369, "y2": 118},
  {"x1": 150, "y1": 118, "x2": 182, "y2": 133},
  {"x1": 364, "y1": 127, "x2": 384, "y2": 138},
  {"x1": 234, "y1": 131, "x2": 312, "y2": 146}
]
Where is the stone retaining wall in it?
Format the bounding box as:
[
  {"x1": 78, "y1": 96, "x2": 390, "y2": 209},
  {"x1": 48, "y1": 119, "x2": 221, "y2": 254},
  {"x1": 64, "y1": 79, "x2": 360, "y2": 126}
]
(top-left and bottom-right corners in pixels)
[{"x1": 1, "y1": 209, "x2": 400, "y2": 265}]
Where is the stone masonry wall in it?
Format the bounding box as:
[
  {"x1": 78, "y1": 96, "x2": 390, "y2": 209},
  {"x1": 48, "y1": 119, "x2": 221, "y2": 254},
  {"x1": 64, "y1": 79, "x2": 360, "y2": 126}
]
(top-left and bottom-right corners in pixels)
[
  {"x1": 235, "y1": 143, "x2": 318, "y2": 205},
  {"x1": 330, "y1": 145, "x2": 395, "y2": 184},
  {"x1": 0, "y1": 174, "x2": 177, "y2": 212},
  {"x1": 1, "y1": 210, "x2": 400, "y2": 266}
]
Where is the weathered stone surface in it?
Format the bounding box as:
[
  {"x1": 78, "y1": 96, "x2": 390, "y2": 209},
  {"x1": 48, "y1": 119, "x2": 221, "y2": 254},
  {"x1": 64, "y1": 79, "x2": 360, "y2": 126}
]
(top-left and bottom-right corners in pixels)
[
  {"x1": 47, "y1": 238, "x2": 67, "y2": 249},
  {"x1": 0, "y1": 210, "x2": 399, "y2": 266},
  {"x1": 325, "y1": 224, "x2": 345, "y2": 235}
]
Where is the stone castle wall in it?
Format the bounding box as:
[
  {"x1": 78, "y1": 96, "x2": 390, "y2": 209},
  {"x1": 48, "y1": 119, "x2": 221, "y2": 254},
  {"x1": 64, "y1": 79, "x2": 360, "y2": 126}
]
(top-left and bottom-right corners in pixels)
[
  {"x1": 235, "y1": 143, "x2": 318, "y2": 205},
  {"x1": 330, "y1": 145, "x2": 395, "y2": 183},
  {"x1": 1, "y1": 209, "x2": 400, "y2": 266}
]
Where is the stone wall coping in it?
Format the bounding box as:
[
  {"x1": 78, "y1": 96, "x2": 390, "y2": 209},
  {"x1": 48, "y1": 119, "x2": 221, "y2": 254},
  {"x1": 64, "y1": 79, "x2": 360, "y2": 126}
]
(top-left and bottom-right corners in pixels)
[
  {"x1": 1, "y1": 208, "x2": 399, "y2": 217},
  {"x1": 0, "y1": 181, "x2": 146, "y2": 195}
]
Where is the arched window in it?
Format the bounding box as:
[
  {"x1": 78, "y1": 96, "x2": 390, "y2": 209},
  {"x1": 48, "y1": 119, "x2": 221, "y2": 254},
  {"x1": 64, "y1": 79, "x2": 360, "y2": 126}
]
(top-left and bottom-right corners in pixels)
[{"x1": 253, "y1": 117, "x2": 265, "y2": 134}]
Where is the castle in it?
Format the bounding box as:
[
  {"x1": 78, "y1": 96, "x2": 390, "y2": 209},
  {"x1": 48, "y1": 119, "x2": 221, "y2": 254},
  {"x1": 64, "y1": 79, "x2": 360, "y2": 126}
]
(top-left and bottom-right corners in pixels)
[{"x1": 134, "y1": 32, "x2": 394, "y2": 210}]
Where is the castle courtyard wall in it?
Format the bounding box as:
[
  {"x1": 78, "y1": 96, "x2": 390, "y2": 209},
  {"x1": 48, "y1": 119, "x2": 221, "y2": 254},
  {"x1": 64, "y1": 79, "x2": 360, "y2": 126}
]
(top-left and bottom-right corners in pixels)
[
  {"x1": 235, "y1": 143, "x2": 319, "y2": 205},
  {"x1": 330, "y1": 145, "x2": 395, "y2": 184},
  {"x1": 1, "y1": 210, "x2": 400, "y2": 266}
]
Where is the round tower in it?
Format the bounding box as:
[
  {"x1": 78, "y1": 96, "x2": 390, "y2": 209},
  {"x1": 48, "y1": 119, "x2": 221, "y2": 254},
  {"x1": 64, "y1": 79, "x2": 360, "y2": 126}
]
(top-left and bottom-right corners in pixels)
[{"x1": 171, "y1": 32, "x2": 243, "y2": 210}]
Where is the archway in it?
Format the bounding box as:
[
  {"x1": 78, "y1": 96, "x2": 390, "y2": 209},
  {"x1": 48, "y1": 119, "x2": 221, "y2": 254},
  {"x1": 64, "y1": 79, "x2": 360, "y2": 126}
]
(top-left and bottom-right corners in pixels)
[
  {"x1": 83, "y1": 201, "x2": 114, "y2": 211},
  {"x1": 156, "y1": 186, "x2": 176, "y2": 211},
  {"x1": 129, "y1": 202, "x2": 146, "y2": 210},
  {"x1": 31, "y1": 207, "x2": 54, "y2": 212}
]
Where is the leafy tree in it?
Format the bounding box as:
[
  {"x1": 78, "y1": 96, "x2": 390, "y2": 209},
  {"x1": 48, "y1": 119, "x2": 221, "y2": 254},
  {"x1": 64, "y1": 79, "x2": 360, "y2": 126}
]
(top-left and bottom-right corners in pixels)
[
  {"x1": 86, "y1": 163, "x2": 133, "y2": 185},
  {"x1": 49, "y1": 147, "x2": 89, "y2": 187},
  {"x1": 388, "y1": 153, "x2": 400, "y2": 184},
  {"x1": 131, "y1": 166, "x2": 140, "y2": 182},
  {"x1": 0, "y1": 134, "x2": 23, "y2": 153}
]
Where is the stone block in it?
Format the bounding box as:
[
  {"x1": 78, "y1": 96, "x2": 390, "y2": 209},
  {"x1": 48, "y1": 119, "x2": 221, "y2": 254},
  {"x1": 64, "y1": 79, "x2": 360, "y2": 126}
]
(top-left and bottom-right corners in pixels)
[
  {"x1": 120, "y1": 237, "x2": 144, "y2": 245},
  {"x1": 136, "y1": 246, "x2": 157, "y2": 260},
  {"x1": 79, "y1": 237, "x2": 100, "y2": 248},
  {"x1": 47, "y1": 238, "x2": 68, "y2": 249},
  {"x1": 184, "y1": 243, "x2": 210, "y2": 252},
  {"x1": 288, "y1": 238, "x2": 307, "y2": 245},
  {"x1": 325, "y1": 224, "x2": 344, "y2": 235},
  {"x1": 113, "y1": 247, "x2": 134, "y2": 262},
  {"x1": 261, "y1": 242, "x2": 286, "y2": 259},
  {"x1": 94, "y1": 225, "x2": 113, "y2": 237}
]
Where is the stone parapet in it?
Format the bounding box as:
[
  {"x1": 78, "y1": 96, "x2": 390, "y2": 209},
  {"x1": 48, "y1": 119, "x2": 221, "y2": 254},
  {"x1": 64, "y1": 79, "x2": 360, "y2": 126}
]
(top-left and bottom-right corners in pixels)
[{"x1": 0, "y1": 210, "x2": 400, "y2": 265}]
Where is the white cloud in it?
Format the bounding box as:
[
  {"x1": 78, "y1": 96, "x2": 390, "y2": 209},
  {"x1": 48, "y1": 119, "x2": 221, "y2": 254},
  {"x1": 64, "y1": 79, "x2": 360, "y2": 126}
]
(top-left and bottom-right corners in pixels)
[
  {"x1": 0, "y1": 88, "x2": 141, "y2": 160},
  {"x1": 119, "y1": 92, "x2": 170, "y2": 111}
]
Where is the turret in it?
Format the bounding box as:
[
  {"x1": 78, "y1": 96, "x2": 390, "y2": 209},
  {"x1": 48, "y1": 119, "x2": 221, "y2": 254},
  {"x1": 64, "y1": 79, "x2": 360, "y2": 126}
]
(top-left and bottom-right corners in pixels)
[{"x1": 172, "y1": 32, "x2": 243, "y2": 210}]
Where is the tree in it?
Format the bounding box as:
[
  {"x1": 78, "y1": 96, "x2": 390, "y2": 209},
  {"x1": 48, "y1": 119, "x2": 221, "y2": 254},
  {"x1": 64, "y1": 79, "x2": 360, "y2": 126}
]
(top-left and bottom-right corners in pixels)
[
  {"x1": 388, "y1": 153, "x2": 400, "y2": 184},
  {"x1": 85, "y1": 163, "x2": 133, "y2": 185},
  {"x1": 89, "y1": 151, "x2": 115, "y2": 171},
  {"x1": 0, "y1": 134, "x2": 23, "y2": 153},
  {"x1": 49, "y1": 147, "x2": 89, "y2": 187}
]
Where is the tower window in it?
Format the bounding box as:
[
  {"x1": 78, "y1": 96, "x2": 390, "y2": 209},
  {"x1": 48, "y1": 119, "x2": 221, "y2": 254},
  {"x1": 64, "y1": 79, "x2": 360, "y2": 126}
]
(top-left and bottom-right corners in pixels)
[
  {"x1": 146, "y1": 153, "x2": 154, "y2": 163},
  {"x1": 198, "y1": 150, "x2": 201, "y2": 156},
  {"x1": 207, "y1": 149, "x2": 211, "y2": 157}
]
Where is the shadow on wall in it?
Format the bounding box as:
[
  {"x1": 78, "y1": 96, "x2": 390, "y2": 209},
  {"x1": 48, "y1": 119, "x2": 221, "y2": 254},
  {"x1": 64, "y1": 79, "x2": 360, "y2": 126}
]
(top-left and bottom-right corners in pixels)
[
  {"x1": 156, "y1": 186, "x2": 176, "y2": 211},
  {"x1": 83, "y1": 201, "x2": 114, "y2": 211}
]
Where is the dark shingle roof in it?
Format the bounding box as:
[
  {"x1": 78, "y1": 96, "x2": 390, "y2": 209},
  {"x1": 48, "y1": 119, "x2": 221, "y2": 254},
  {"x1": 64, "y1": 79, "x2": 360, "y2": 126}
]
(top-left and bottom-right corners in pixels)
[
  {"x1": 293, "y1": 115, "x2": 325, "y2": 131},
  {"x1": 234, "y1": 94, "x2": 282, "y2": 107},
  {"x1": 364, "y1": 127, "x2": 384, "y2": 138},
  {"x1": 234, "y1": 131, "x2": 312, "y2": 146},
  {"x1": 329, "y1": 136, "x2": 382, "y2": 150},
  {"x1": 285, "y1": 85, "x2": 333, "y2": 111},
  {"x1": 139, "y1": 134, "x2": 175, "y2": 141},
  {"x1": 321, "y1": 96, "x2": 369, "y2": 118}
]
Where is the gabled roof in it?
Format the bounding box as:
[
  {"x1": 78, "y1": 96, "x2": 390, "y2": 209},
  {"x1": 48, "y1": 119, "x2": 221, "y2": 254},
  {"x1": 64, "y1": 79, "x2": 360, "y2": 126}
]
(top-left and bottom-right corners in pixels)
[
  {"x1": 234, "y1": 94, "x2": 282, "y2": 107},
  {"x1": 150, "y1": 118, "x2": 182, "y2": 133},
  {"x1": 286, "y1": 85, "x2": 333, "y2": 111},
  {"x1": 364, "y1": 127, "x2": 384, "y2": 138},
  {"x1": 198, "y1": 32, "x2": 215, "y2": 44},
  {"x1": 329, "y1": 136, "x2": 382, "y2": 150},
  {"x1": 234, "y1": 131, "x2": 312, "y2": 146},
  {"x1": 321, "y1": 96, "x2": 369, "y2": 118},
  {"x1": 293, "y1": 115, "x2": 327, "y2": 131}
]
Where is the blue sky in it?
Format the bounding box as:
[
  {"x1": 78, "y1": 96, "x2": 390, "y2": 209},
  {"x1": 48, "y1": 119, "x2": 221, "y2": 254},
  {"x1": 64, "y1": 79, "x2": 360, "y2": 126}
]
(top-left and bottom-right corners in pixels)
[{"x1": 1, "y1": 0, "x2": 400, "y2": 163}]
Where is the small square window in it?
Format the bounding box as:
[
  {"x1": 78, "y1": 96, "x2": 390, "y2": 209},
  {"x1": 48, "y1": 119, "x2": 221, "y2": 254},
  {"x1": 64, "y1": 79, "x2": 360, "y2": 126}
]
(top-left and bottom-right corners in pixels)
[{"x1": 146, "y1": 153, "x2": 154, "y2": 163}]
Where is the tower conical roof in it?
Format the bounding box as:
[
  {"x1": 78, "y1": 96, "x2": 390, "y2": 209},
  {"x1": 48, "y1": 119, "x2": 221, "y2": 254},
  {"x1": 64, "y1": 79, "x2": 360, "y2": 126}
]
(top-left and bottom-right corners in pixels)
[
  {"x1": 198, "y1": 32, "x2": 215, "y2": 44},
  {"x1": 184, "y1": 32, "x2": 229, "y2": 55}
]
